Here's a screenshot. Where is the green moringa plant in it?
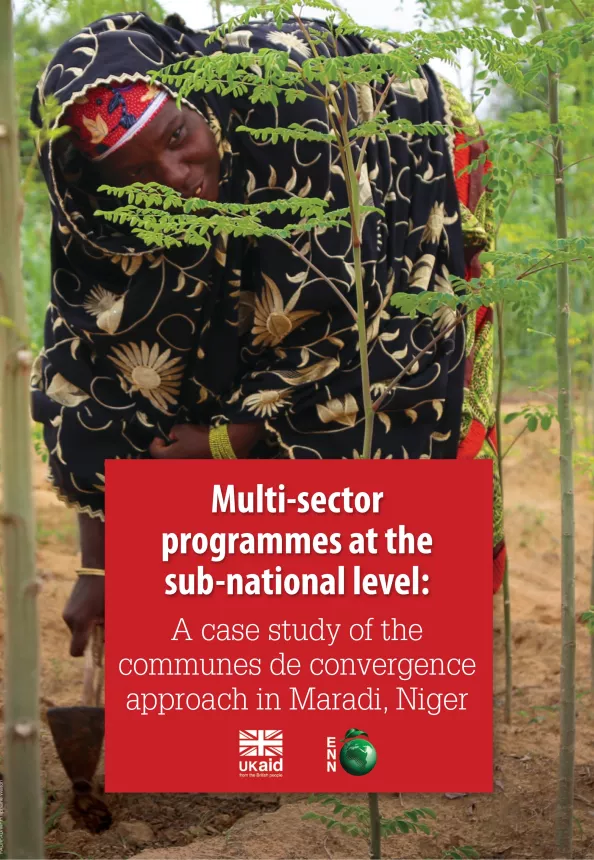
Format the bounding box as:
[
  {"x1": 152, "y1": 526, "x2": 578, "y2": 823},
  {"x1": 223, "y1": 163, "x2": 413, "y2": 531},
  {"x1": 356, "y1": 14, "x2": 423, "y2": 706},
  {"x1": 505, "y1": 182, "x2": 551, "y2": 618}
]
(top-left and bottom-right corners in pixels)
[
  {"x1": 534, "y1": 4, "x2": 577, "y2": 854},
  {"x1": 470, "y1": 1, "x2": 594, "y2": 852},
  {"x1": 490, "y1": 142, "x2": 547, "y2": 729},
  {"x1": 0, "y1": 0, "x2": 44, "y2": 857},
  {"x1": 302, "y1": 794, "x2": 437, "y2": 860},
  {"x1": 499, "y1": 397, "x2": 558, "y2": 722},
  {"x1": 503, "y1": 402, "x2": 558, "y2": 457},
  {"x1": 98, "y1": 0, "x2": 545, "y2": 458},
  {"x1": 94, "y1": 1, "x2": 594, "y2": 855},
  {"x1": 583, "y1": 605, "x2": 594, "y2": 690},
  {"x1": 441, "y1": 848, "x2": 480, "y2": 860},
  {"x1": 496, "y1": 304, "x2": 513, "y2": 726},
  {"x1": 574, "y1": 447, "x2": 594, "y2": 693},
  {"x1": 388, "y1": 3, "x2": 594, "y2": 854}
]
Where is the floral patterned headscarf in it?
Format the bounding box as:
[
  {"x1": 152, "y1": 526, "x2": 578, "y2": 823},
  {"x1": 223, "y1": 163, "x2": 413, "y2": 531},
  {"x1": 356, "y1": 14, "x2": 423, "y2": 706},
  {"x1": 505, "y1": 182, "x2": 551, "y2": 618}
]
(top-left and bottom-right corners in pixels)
[{"x1": 63, "y1": 79, "x2": 169, "y2": 160}]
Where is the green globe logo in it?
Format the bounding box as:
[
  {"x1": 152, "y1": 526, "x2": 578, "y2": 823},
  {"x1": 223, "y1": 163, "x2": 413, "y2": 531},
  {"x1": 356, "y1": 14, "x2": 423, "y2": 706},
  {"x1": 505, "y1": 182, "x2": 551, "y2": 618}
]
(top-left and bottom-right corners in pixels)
[{"x1": 339, "y1": 728, "x2": 377, "y2": 776}]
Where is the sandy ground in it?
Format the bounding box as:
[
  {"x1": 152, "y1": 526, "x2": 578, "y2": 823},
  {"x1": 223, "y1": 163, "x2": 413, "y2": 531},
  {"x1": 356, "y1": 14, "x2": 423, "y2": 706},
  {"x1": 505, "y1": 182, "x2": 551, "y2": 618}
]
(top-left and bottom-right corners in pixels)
[{"x1": 1, "y1": 415, "x2": 593, "y2": 859}]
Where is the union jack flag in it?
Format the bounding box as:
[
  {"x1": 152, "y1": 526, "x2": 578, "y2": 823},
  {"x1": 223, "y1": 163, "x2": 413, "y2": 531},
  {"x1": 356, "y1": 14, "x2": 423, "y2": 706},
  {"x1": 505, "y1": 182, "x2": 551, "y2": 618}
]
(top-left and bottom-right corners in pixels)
[{"x1": 239, "y1": 729, "x2": 283, "y2": 757}]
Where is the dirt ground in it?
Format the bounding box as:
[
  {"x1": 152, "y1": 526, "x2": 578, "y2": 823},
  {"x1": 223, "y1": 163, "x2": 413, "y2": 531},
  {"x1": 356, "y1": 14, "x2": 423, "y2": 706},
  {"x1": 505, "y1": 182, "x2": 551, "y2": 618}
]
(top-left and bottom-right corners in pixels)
[{"x1": 1, "y1": 413, "x2": 594, "y2": 860}]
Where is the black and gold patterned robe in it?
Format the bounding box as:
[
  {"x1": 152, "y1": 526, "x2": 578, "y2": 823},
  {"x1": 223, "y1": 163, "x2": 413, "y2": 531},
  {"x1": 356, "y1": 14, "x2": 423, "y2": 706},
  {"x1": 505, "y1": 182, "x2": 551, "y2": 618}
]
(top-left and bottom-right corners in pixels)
[{"x1": 31, "y1": 12, "x2": 476, "y2": 524}]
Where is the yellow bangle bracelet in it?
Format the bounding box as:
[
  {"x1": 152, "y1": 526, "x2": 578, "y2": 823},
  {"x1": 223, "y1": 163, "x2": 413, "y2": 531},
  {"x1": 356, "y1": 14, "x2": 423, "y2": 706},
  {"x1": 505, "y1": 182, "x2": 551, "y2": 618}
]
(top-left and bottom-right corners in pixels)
[
  {"x1": 209, "y1": 424, "x2": 237, "y2": 460},
  {"x1": 76, "y1": 568, "x2": 105, "y2": 576}
]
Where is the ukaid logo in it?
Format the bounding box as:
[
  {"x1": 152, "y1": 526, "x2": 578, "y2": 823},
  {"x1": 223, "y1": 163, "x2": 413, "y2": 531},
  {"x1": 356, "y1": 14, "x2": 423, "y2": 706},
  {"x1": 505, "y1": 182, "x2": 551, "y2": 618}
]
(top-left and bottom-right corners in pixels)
[{"x1": 238, "y1": 729, "x2": 283, "y2": 778}]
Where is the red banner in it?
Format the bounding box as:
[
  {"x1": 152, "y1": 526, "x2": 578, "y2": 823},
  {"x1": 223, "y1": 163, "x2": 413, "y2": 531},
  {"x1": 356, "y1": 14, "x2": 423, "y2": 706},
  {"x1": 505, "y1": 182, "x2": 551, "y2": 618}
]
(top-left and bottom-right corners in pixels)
[{"x1": 105, "y1": 459, "x2": 492, "y2": 793}]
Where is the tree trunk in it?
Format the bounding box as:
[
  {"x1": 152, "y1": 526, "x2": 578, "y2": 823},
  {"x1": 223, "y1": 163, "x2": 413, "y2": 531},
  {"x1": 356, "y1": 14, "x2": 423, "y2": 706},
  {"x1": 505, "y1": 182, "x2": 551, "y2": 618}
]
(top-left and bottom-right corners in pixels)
[
  {"x1": 368, "y1": 793, "x2": 381, "y2": 859},
  {"x1": 536, "y1": 7, "x2": 576, "y2": 857},
  {"x1": 590, "y1": 328, "x2": 594, "y2": 694},
  {"x1": 581, "y1": 380, "x2": 589, "y2": 448},
  {"x1": 590, "y1": 519, "x2": 594, "y2": 693},
  {"x1": 495, "y1": 302, "x2": 512, "y2": 724},
  {"x1": 0, "y1": 1, "x2": 44, "y2": 857},
  {"x1": 211, "y1": 0, "x2": 224, "y2": 24}
]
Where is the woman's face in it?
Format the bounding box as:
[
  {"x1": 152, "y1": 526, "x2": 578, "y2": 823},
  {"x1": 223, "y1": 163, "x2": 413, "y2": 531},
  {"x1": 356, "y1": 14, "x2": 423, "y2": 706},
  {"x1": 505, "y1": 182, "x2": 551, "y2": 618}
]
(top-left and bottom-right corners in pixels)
[{"x1": 98, "y1": 100, "x2": 220, "y2": 202}]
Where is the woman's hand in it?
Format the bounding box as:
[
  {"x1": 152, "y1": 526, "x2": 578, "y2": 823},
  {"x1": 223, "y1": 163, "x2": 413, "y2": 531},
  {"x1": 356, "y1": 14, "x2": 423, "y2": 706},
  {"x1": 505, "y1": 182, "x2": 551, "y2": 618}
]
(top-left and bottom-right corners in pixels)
[
  {"x1": 64, "y1": 515, "x2": 105, "y2": 657},
  {"x1": 149, "y1": 422, "x2": 264, "y2": 459},
  {"x1": 63, "y1": 576, "x2": 105, "y2": 657},
  {"x1": 150, "y1": 424, "x2": 210, "y2": 459}
]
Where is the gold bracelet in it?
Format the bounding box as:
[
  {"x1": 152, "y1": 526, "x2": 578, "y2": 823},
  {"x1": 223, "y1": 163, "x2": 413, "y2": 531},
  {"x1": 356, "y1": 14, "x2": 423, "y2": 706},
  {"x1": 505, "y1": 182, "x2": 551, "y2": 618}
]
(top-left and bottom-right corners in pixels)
[
  {"x1": 76, "y1": 568, "x2": 105, "y2": 577},
  {"x1": 209, "y1": 424, "x2": 237, "y2": 460}
]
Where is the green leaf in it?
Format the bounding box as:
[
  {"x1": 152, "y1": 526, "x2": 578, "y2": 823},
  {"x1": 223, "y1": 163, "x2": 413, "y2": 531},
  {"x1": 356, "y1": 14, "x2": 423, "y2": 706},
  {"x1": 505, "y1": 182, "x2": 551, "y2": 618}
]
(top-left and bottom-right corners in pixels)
[
  {"x1": 341, "y1": 728, "x2": 369, "y2": 740},
  {"x1": 511, "y1": 19, "x2": 527, "y2": 38}
]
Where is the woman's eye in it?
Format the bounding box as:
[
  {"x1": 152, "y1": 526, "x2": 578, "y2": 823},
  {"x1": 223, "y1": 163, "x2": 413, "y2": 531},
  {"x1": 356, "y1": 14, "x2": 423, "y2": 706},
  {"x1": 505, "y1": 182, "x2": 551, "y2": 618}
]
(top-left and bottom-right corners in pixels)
[{"x1": 170, "y1": 125, "x2": 185, "y2": 146}]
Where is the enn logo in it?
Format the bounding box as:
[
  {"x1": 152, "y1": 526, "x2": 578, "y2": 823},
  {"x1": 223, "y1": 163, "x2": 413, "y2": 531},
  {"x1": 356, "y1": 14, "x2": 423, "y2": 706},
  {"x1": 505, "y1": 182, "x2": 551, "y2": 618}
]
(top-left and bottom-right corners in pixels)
[
  {"x1": 326, "y1": 736, "x2": 337, "y2": 772},
  {"x1": 239, "y1": 729, "x2": 284, "y2": 774}
]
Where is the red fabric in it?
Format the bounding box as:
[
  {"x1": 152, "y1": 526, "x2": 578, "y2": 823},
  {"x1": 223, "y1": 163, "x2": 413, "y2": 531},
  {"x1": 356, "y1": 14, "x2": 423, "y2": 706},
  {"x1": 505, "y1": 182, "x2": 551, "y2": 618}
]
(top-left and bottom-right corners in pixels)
[
  {"x1": 457, "y1": 418, "x2": 486, "y2": 460},
  {"x1": 63, "y1": 80, "x2": 168, "y2": 160},
  {"x1": 453, "y1": 131, "x2": 503, "y2": 594},
  {"x1": 468, "y1": 138, "x2": 489, "y2": 212},
  {"x1": 493, "y1": 544, "x2": 506, "y2": 594},
  {"x1": 475, "y1": 305, "x2": 491, "y2": 331},
  {"x1": 454, "y1": 131, "x2": 471, "y2": 207}
]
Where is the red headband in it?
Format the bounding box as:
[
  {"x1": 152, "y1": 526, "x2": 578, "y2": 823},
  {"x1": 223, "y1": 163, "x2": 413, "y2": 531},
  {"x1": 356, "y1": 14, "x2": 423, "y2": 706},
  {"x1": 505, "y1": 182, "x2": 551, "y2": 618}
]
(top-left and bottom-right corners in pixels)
[{"x1": 63, "y1": 80, "x2": 169, "y2": 161}]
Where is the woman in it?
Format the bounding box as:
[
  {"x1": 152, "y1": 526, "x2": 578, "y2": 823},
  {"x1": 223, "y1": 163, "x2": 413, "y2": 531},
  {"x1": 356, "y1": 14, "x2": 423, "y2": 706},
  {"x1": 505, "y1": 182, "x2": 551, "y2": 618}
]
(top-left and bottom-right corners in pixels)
[{"x1": 31, "y1": 11, "x2": 504, "y2": 656}]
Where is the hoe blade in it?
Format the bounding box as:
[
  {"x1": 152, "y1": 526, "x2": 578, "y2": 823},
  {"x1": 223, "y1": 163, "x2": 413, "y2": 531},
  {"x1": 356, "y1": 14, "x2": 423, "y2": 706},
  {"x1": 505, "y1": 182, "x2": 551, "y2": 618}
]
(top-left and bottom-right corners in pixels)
[{"x1": 47, "y1": 706, "x2": 105, "y2": 788}]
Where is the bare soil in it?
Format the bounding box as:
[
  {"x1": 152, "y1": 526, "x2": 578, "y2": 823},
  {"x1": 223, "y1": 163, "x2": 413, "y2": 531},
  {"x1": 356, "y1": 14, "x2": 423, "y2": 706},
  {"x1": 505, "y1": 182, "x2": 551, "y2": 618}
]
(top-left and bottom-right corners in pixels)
[{"x1": 1, "y1": 415, "x2": 593, "y2": 859}]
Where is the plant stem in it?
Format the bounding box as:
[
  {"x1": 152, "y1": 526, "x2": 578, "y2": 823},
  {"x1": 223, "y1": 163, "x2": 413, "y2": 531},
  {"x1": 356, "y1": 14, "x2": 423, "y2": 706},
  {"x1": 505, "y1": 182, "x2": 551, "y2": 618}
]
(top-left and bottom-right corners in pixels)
[
  {"x1": 494, "y1": 149, "x2": 540, "y2": 242},
  {"x1": 368, "y1": 793, "x2": 381, "y2": 859},
  {"x1": 582, "y1": 378, "x2": 589, "y2": 448},
  {"x1": 292, "y1": 13, "x2": 374, "y2": 459},
  {"x1": 211, "y1": 0, "x2": 223, "y2": 24},
  {"x1": 591, "y1": 331, "x2": 594, "y2": 695},
  {"x1": 277, "y1": 237, "x2": 357, "y2": 322},
  {"x1": 338, "y1": 86, "x2": 375, "y2": 459},
  {"x1": 521, "y1": 257, "x2": 582, "y2": 279},
  {"x1": 0, "y1": 1, "x2": 44, "y2": 857},
  {"x1": 372, "y1": 310, "x2": 468, "y2": 413},
  {"x1": 568, "y1": 0, "x2": 586, "y2": 20},
  {"x1": 355, "y1": 73, "x2": 397, "y2": 177},
  {"x1": 353, "y1": 240, "x2": 374, "y2": 458},
  {"x1": 495, "y1": 302, "x2": 512, "y2": 725},
  {"x1": 536, "y1": 6, "x2": 576, "y2": 857},
  {"x1": 502, "y1": 554, "x2": 512, "y2": 720},
  {"x1": 590, "y1": 519, "x2": 594, "y2": 693},
  {"x1": 501, "y1": 423, "x2": 529, "y2": 461},
  {"x1": 563, "y1": 154, "x2": 594, "y2": 172}
]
